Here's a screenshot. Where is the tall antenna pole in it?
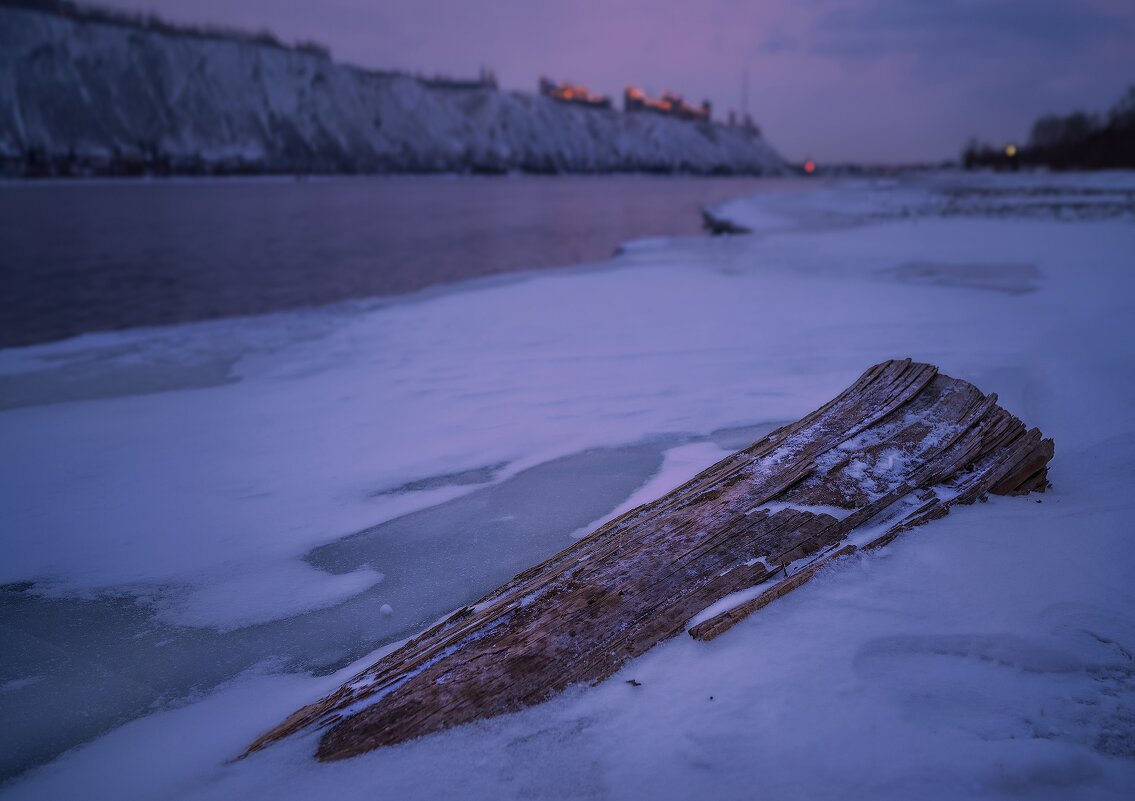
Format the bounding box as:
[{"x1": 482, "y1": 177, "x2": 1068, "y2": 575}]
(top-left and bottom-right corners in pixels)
[{"x1": 741, "y1": 67, "x2": 749, "y2": 117}]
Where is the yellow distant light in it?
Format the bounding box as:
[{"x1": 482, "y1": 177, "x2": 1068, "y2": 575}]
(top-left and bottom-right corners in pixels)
[{"x1": 1005, "y1": 144, "x2": 1018, "y2": 157}]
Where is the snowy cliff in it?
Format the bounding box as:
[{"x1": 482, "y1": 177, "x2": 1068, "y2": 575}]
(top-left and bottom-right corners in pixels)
[{"x1": 0, "y1": 6, "x2": 787, "y2": 176}]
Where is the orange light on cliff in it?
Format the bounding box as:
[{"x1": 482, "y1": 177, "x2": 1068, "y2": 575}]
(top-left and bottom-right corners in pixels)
[{"x1": 541, "y1": 77, "x2": 612, "y2": 108}]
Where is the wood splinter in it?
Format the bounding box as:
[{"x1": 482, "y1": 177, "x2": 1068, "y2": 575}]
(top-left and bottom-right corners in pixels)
[{"x1": 244, "y1": 359, "x2": 1053, "y2": 762}]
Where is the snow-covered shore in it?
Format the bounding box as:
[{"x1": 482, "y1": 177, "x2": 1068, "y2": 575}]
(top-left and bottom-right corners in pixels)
[
  {"x1": 1, "y1": 172, "x2": 1134, "y2": 799},
  {"x1": 0, "y1": 7, "x2": 785, "y2": 176}
]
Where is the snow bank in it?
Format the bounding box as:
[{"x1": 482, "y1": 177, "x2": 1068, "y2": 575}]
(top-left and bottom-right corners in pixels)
[
  {"x1": 0, "y1": 7, "x2": 785, "y2": 175},
  {"x1": 707, "y1": 170, "x2": 1135, "y2": 232},
  {"x1": 2, "y1": 172, "x2": 1134, "y2": 798}
]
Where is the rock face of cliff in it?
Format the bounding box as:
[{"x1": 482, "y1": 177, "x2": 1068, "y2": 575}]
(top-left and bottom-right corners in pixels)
[{"x1": 0, "y1": 6, "x2": 786, "y2": 176}]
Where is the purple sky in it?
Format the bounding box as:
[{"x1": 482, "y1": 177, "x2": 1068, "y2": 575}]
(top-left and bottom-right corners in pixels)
[{"x1": 99, "y1": 0, "x2": 1135, "y2": 163}]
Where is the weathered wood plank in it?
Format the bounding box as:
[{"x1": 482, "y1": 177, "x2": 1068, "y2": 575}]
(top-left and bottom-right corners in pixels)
[{"x1": 244, "y1": 359, "x2": 1053, "y2": 762}]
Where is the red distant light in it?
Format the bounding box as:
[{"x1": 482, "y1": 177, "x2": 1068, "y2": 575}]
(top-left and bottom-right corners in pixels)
[{"x1": 804, "y1": 160, "x2": 816, "y2": 174}]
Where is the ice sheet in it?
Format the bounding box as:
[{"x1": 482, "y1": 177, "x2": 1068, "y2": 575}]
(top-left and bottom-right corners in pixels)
[{"x1": 2, "y1": 171, "x2": 1135, "y2": 799}]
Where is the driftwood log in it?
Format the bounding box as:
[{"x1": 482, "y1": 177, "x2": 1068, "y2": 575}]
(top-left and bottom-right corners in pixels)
[{"x1": 246, "y1": 359, "x2": 1053, "y2": 761}]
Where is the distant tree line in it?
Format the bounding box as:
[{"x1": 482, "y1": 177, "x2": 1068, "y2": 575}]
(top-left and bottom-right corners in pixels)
[
  {"x1": 963, "y1": 85, "x2": 1135, "y2": 170},
  {"x1": 1, "y1": 0, "x2": 332, "y2": 59}
]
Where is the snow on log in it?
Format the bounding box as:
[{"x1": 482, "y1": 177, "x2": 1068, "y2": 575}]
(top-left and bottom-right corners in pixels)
[{"x1": 244, "y1": 359, "x2": 1053, "y2": 762}]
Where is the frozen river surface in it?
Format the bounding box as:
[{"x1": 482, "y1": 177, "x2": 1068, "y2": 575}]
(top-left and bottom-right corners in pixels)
[{"x1": 1, "y1": 171, "x2": 1134, "y2": 799}]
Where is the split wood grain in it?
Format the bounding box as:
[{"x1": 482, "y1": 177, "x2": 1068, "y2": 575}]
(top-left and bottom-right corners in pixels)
[{"x1": 244, "y1": 359, "x2": 1053, "y2": 762}]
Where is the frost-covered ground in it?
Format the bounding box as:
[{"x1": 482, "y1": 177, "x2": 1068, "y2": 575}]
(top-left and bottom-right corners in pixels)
[{"x1": 2, "y1": 171, "x2": 1134, "y2": 799}]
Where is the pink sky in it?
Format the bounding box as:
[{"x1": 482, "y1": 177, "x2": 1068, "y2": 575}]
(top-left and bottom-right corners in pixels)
[{"x1": 98, "y1": 0, "x2": 1135, "y2": 163}]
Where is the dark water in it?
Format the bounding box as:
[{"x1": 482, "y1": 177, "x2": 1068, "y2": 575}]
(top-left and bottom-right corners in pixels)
[{"x1": 0, "y1": 175, "x2": 799, "y2": 348}]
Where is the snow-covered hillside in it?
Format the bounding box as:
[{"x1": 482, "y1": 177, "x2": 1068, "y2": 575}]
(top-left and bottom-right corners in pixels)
[{"x1": 0, "y1": 7, "x2": 786, "y2": 175}]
